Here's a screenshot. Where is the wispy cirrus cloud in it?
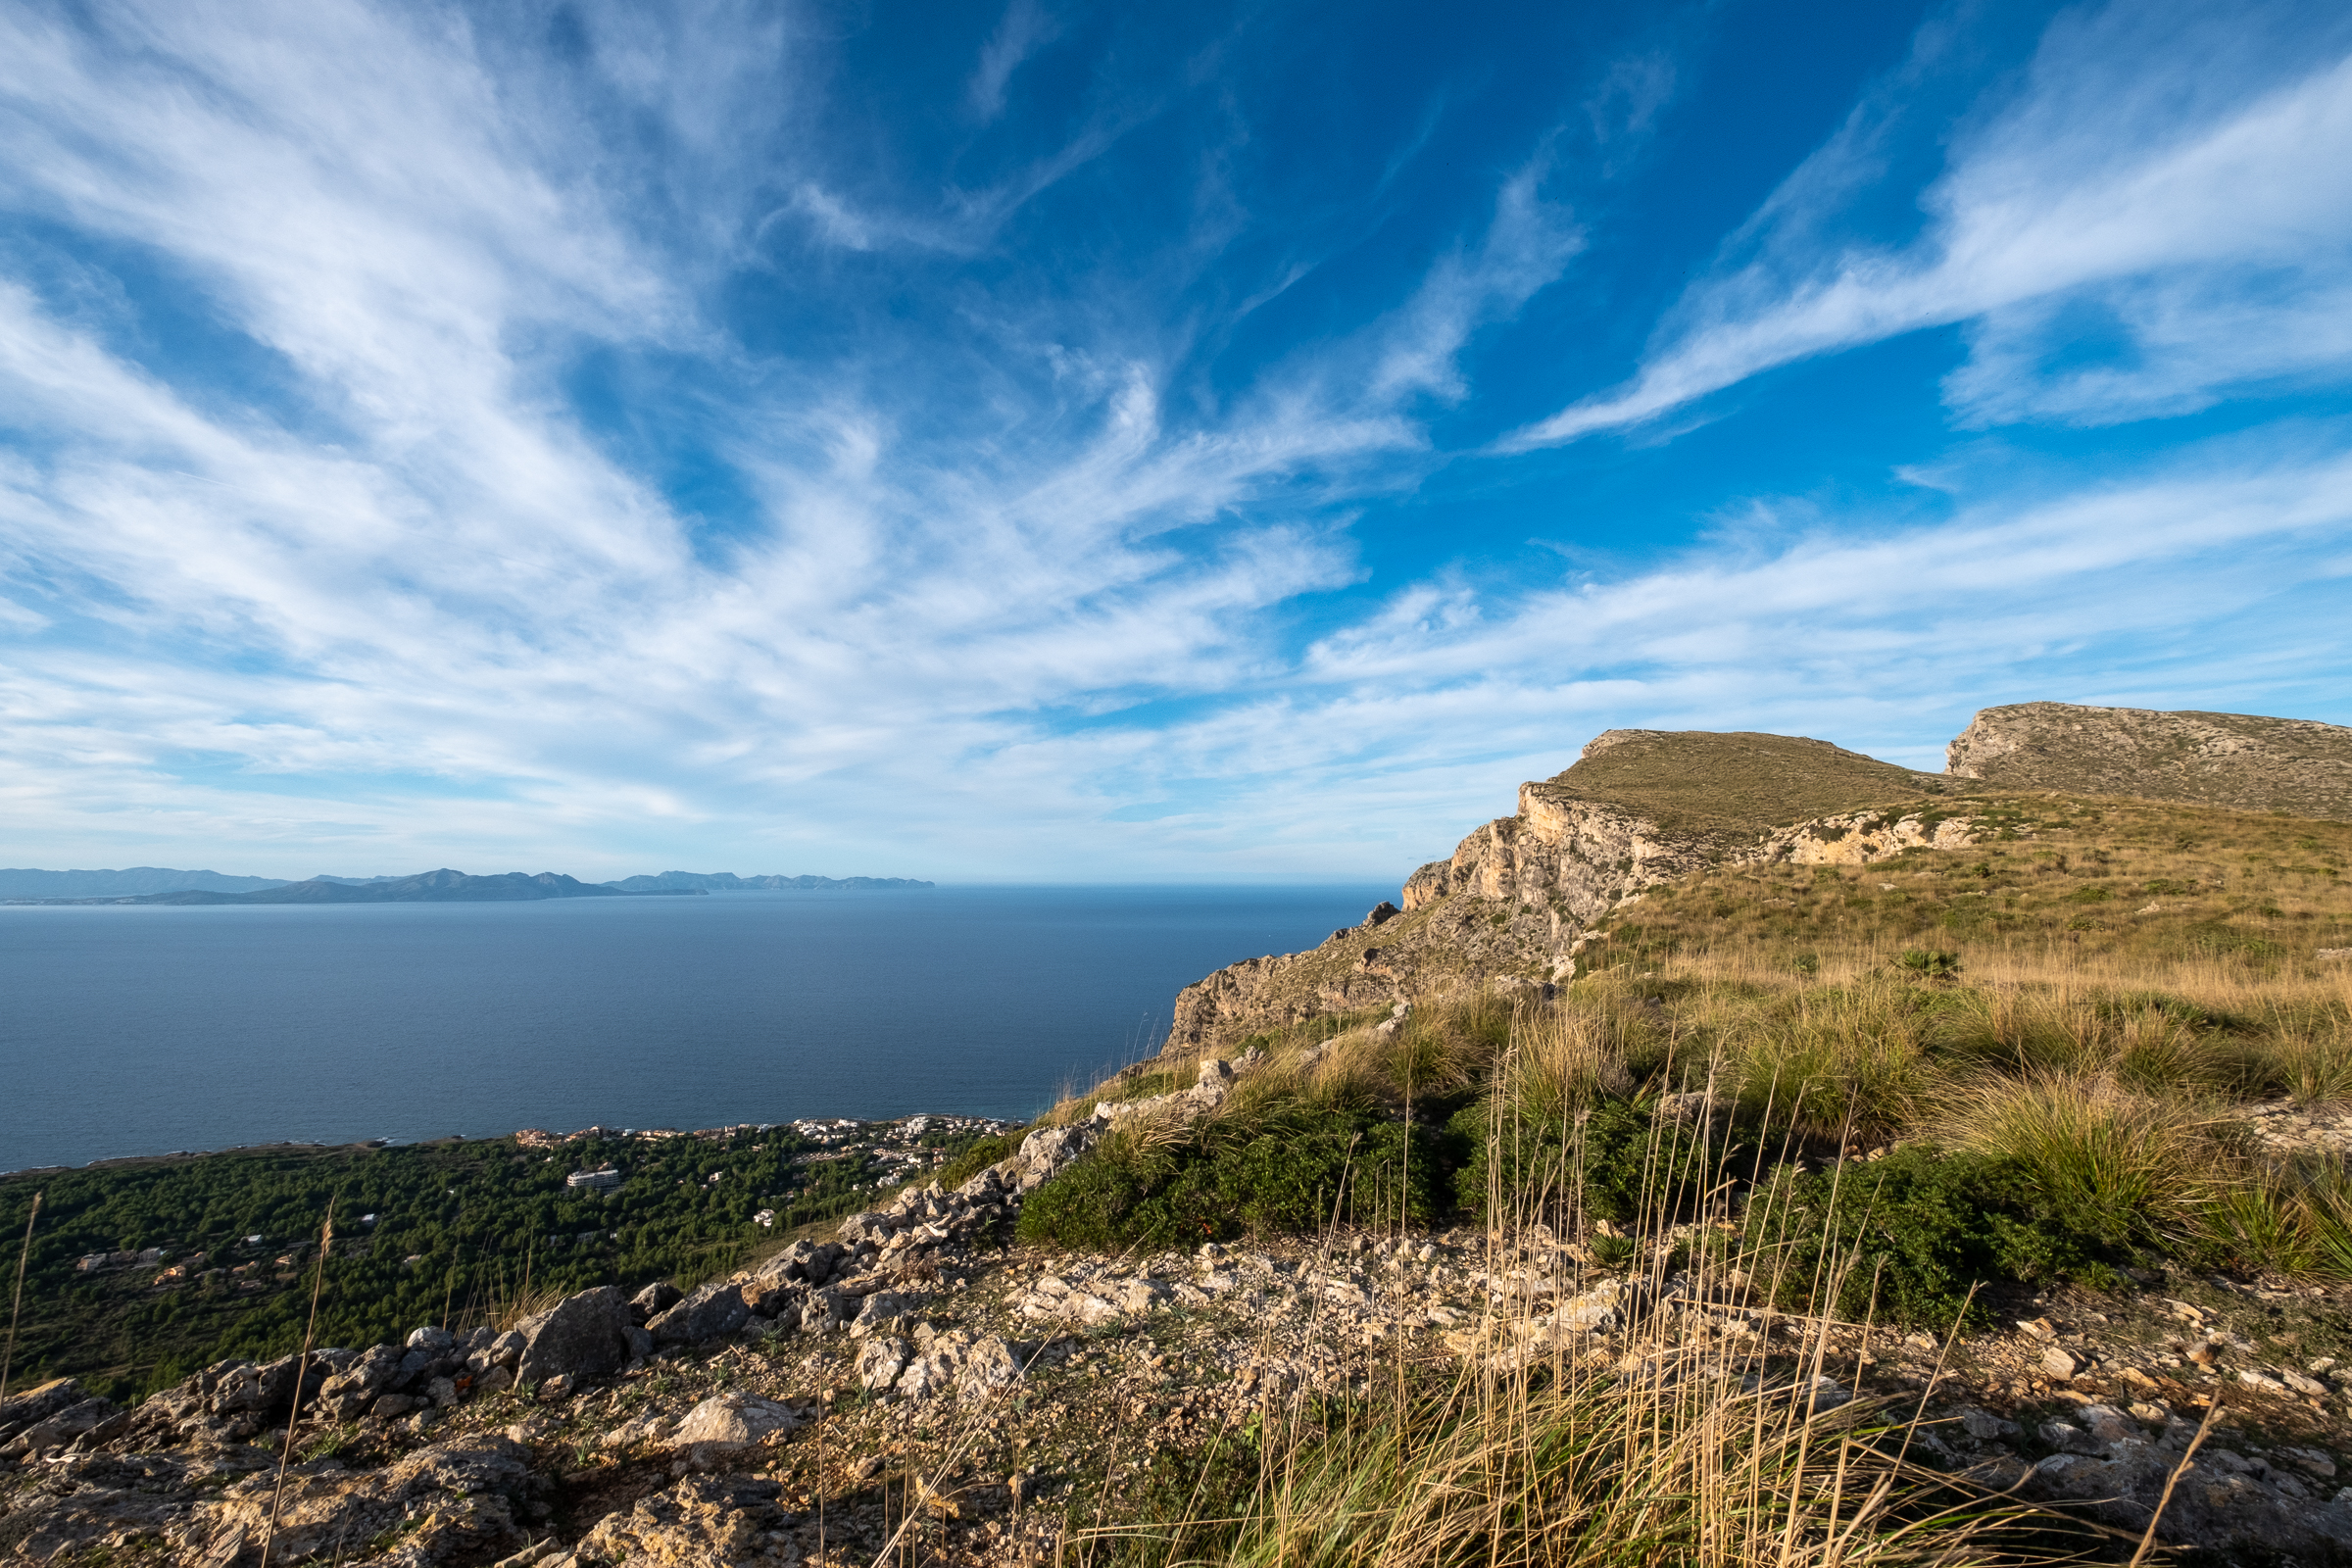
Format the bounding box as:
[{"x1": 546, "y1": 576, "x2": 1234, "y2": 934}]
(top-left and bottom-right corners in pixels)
[
  {"x1": 969, "y1": 0, "x2": 1059, "y2": 122},
  {"x1": 0, "y1": 0, "x2": 2344, "y2": 881},
  {"x1": 1504, "y1": 2, "x2": 2352, "y2": 448}
]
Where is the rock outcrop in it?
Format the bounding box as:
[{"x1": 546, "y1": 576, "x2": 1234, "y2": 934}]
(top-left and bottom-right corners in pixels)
[
  {"x1": 1166, "y1": 730, "x2": 1962, "y2": 1054},
  {"x1": 1946, "y1": 702, "x2": 2352, "y2": 819},
  {"x1": 1166, "y1": 703, "x2": 2347, "y2": 1056},
  {"x1": 12, "y1": 1099, "x2": 2351, "y2": 1565}
]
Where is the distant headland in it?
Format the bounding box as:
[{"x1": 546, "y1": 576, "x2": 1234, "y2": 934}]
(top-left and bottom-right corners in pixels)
[{"x1": 0, "y1": 866, "x2": 934, "y2": 905}]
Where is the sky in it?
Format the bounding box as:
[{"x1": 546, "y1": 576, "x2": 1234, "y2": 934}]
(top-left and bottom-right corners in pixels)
[{"x1": 0, "y1": 0, "x2": 2347, "y2": 884}]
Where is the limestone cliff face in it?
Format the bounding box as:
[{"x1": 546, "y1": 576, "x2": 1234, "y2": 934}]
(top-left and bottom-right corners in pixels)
[
  {"x1": 1946, "y1": 702, "x2": 2352, "y2": 820},
  {"x1": 1165, "y1": 729, "x2": 1977, "y2": 1056},
  {"x1": 1402, "y1": 786, "x2": 1732, "y2": 921}
]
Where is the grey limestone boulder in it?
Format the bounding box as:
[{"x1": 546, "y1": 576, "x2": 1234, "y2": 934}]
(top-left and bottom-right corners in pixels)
[
  {"x1": 759, "y1": 1239, "x2": 840, "y2": 1284},
  {"x1": 647, "y1": 1282, "x2": 750, "y2": 1346},
  {"x1": 850, "y1": 1290, "x2": 915, "y2": 1338},
  {"x1": 1004, "y1": 1123, "x2": 1098, "y2": 1194},
  {"x1": 801, "y1": 1288, "x2": 849, "y2": 1334},
  {"x1": 0, "y1": 1395, "x2": 119, "y2": 1458},
  {"x1": 0, "y1": 1379, "x2": 93, "y2": 1446},
  {"x1": 835, "y1": 1211, "x2": 896, "y2": 1247},
  {"x1": 515, "y1": 1286, "x2": 636, "y2": 1384},
  {"x1": 858, "y1": 1336, "x2": 911, "y2": 1392},
  {"x1": 670, "y1": 1393, "x2": 803, "y2": 1453},
  {"x1": 629, "y1": 1280, "x2": 682, "y2": 1323}
]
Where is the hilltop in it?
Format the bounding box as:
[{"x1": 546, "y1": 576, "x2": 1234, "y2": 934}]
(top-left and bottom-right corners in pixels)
[{"x1": 1163, "y1": 703, "x2": 2347, "y2": 1054}]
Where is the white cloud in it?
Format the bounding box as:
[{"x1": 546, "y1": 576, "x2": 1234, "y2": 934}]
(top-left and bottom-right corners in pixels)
[
  {"x1": 1368, "y1": 162, "x2": 1583, "y2": 404},
  {"x1": 0, "y1": 0, "x2": 2343, "y2": 884},
  {"x1": 1504, "y1": 5, "x2": 2352, "y2": 447},
  {"x1": 969, "y1": 0, "x2": 1058, "y2": 122}
]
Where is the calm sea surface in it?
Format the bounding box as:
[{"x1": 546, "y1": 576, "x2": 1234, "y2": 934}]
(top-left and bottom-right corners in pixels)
[{"x1": 0, "y1": 885, "x2": 1388, "y2": 1172}]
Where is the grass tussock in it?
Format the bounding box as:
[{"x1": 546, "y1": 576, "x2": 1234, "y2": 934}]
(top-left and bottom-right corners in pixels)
[
  {"x1": 975, "y1": 791, "x2": 2351, "y2": 1561},
  {"x1": 1030, "y1": 792, "x2": 2352, "y2": 1302}
]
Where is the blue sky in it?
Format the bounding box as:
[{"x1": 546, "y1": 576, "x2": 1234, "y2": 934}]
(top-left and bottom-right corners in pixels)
[{"x1": 1, "y1": 0, "x2": 2347, "y2": 882}]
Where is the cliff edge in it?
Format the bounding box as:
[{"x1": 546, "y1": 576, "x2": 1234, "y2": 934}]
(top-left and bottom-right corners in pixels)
[
  {"x1": 1165, "y1": 702, "x2": 2350, "y2": 1057},
  {"x1": 1164, "y1": 729, "x2": 1965, "y2": 1055}
]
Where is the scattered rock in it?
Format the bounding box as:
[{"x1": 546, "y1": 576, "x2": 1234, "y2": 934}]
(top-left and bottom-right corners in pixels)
[
  {"x1": 573, "y1": 1473, "x2": 787, "y2": 1564},
  {"x1": 515, "y1": 1286, "x2": 637, "y2": 1384},
  {"x1": 648, "y1": 1281, "x2": 751, "y2": 1346},
  {"x1": 670, "y1": 1392, "x2": 803, "y2": 1452}
]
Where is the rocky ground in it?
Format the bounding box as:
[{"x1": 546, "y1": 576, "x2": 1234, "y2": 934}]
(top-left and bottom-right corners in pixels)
[{"x1": 14, "y1": 1080, "x2": 2352, "y2": 1565}]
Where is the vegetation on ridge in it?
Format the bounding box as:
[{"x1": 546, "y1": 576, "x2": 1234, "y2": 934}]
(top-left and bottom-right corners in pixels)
[
  {"x1": 1536, "y1": 728, "x2": 1957, "y2": 835},
  {"x1": 1025, "y1": 790, "x2": 2352, "y2": 1327}
]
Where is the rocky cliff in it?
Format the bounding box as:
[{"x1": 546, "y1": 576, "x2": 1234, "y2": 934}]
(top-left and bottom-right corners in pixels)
[
  {"x1": 1165, "y1": 730, "x2": 1969, "y2": 1055},
  {"x1": 1947, "y1": 702, "x2": 2352, "y2": 819}
]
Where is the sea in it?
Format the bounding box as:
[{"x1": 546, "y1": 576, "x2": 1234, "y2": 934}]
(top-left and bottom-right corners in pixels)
[{"x1": 0, "y1": 884, "x2": 1389, "y2": 1174}]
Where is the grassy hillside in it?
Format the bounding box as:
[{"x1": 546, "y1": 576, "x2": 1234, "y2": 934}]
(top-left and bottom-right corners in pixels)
[
  {"x1": 1593, "y1": 789, "x2": 2349, "y2": 979},
  {"x1": 1540, "y1": 729, "x2": 1955, "y2": 834},
  {"x1": 1028, "y1": 790, "x2": 2352, "y2": 1311},
  {"x1": 996, "y1": 793, "x2": 2351, "y2": 1563}
]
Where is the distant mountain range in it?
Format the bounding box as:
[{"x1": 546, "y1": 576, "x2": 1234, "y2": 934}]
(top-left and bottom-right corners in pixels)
[
  {"x1": 600, "y1": 872, "x2": 934, "y2": 893},
  {"x1": 0, "y1": 866, "x2": 933, "y2": 904}
]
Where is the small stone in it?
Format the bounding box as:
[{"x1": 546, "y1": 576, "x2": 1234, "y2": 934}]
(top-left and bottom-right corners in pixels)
[
  {"x1": 2280, "y1": 1446, "x2": 2338, "y2": 1479},
  {"x1": 1959, "y1": 1407, "x2": 2018, "y2": 1442},
  {"x1": 2039, "y1": 1420, "x2": 2102, "y2": 1455},
  {"x1": 2040, "y1": 1347, "x2": 2079, "y2": 1381},
  {"x1": 858, "y1": 1337, "x2": 911, "y2": 1393},
  {"x1": 671, "y1": 1393, "x2": 802, "y2": 1451}
]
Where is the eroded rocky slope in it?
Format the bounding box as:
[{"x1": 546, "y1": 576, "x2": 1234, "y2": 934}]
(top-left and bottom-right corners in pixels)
[
  {"x1": 1166, "y1": 729, "x2": 1974, "y2": 1054},
  {"x1": 15, "y1": 1061, "x2": 2352, "y2": 1566},
  {"x1": 1948, "y1": 702, "x2": 2352, "y2": 820},
  {"x1": 1165, "y1": 704, "x2": 2350, "y2": 1057}
]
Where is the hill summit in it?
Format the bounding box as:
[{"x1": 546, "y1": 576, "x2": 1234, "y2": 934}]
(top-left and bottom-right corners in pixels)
[{"x1": 1164, "y1": 700, "x2": 2347, "y2": 1054}]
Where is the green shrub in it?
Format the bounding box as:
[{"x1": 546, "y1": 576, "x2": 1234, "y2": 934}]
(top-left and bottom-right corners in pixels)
[
  {"x1": 934, "y1": 1130, "x2": 1026, "y2": 1191},
  {"x1": 1896, "y1": 949, "x2": 1962, "y2": 978},
  {"x1": 1449, "y1": 1098, "x2": 1751, "y2": 1231},
  {"x1": 1742, "y1": 1147, "x2": 2116, "y2": 1327},
  {"x1": 1015, "y1": 1106, "x2": 1455, "y2": 1251}
]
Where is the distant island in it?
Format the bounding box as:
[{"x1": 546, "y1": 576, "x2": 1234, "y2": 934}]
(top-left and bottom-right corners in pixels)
[
  {"x1": 0, "y1": 866, "x2": 934, "y2": 904},
  {"x1": 600, "y1": 871, "x2": 935, "y2": 893}
]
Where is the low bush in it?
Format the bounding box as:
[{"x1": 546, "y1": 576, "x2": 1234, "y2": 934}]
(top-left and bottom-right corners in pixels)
[
  {"x1": 1016, "y1": 1105, "x2": 1455, "y2": 1250},
  {"x1": 1450, "y1": 1098, "x2": 1753, "y2": 1231},
  {"x1": 932, "y1": 1130, "x2": 1027, "y2": 1191},
  {"x1": 1743, "y1": 1146, "x2": 2119, "y2": 1327}
]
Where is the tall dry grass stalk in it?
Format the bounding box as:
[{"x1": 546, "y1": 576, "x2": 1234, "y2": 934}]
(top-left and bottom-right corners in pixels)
[
  {"x1": 2, "y1": 1189, "x2": 39, "y2": 1400},
  {"x1": 1032, "y1": 1025, "x2": 2092, "y2": 1568},
  {"x1": 262, "y1": 1202, "x2": 334, "y2": 1568},
  {"x1": 1060, "y1": 1141, "x2": 2066, "y2": 1568}
]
